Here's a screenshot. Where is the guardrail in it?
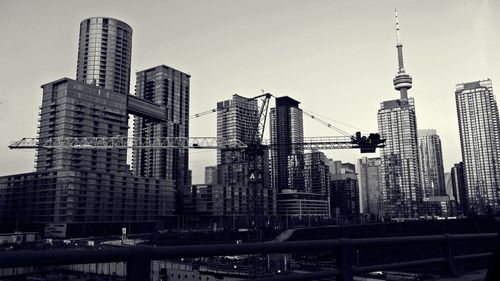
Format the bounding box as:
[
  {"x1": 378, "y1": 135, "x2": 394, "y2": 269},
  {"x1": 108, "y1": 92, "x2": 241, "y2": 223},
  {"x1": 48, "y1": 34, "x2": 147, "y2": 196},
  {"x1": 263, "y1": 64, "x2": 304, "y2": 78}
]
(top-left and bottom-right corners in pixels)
[{"x1": 0, "y1": 233, "x2": 496, "y2": 281}]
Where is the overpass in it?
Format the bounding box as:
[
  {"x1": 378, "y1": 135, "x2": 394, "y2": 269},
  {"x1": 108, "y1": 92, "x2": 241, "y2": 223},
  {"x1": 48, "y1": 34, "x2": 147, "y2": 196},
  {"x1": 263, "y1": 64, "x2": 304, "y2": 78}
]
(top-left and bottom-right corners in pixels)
[{"x1": 126, "y1": 94, "x2": 167, "y2": 122}]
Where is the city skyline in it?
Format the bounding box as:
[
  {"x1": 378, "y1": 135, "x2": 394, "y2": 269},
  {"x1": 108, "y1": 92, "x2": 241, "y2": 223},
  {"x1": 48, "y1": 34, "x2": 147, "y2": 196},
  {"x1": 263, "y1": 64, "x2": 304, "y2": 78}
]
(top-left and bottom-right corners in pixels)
[{"x1": 1, "y1": 0, "x2": 499, "y2": 184}]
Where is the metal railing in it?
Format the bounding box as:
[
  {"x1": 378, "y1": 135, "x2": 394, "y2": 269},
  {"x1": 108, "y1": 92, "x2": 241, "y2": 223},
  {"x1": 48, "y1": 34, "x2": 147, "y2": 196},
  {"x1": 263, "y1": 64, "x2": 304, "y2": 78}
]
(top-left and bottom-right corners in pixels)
[{"x1": 0, "y1": 233, "x2": 496, "y2": 281}]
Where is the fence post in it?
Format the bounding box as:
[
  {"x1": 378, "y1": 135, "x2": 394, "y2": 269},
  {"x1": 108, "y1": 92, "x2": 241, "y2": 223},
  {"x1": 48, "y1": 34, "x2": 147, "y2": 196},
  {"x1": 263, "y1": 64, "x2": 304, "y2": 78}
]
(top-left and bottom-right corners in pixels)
[
  {"x1": 443, "y1": 233, "x2": 459, "y2": 277},
  {"x1": 126, "y1": 247, "x2": 151, "y2": 281},
  {"x1": 335, "y1": 238, "x2": 354, "y2": 281}
]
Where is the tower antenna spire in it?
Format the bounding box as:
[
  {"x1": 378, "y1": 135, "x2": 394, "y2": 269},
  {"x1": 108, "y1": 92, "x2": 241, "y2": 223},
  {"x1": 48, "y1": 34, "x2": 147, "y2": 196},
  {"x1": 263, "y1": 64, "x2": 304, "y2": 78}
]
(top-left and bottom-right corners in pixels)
[
  {"x1": 395, "y1": 8, "x2": 401, "y2": 44},
  {"x1": 392, "y1": 9, "x2": 412, "y2": 99}
]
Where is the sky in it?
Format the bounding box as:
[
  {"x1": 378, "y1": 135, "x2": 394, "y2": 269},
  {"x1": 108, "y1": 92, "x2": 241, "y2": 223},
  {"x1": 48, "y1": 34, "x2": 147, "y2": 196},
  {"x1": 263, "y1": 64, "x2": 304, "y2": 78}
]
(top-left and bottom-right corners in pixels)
[{"x1": 0, "y1": 0, "x2": 499, "y2": 184}]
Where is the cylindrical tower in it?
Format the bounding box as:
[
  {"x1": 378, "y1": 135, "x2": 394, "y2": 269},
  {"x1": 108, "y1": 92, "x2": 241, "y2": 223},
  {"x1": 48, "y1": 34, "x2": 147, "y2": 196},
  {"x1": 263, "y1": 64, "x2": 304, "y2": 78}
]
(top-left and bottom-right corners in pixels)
[{"x1": 76, "y1": 17, "x2": 132, "y2": 95}]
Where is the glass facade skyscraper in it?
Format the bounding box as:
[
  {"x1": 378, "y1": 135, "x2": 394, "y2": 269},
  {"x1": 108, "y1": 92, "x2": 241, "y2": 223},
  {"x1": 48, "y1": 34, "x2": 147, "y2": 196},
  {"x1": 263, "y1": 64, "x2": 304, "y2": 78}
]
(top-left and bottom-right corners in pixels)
[
  {"x1": 76, "y1": 17, "x2": 133, "y2": 95},
  {"x1": 377, "y1": 12, "x2": 422, "y2": 218},
  {"x1": 378, "y1": 99, "x2": 421, "y2": 218},
  {"x1": 216, "y1": 94, "x2": 258, "y2": 173},
  {"x1": 455, "y1": 79, "x2": 500, "y2": 212},
  {"x1": 132, "y1": 65, "x2": 190, "y2": 214},
  {"x1": 418, "y1": 129, "x2": 446, "y2": 197},
  {"x1": 269, "y1": 96, "x2": 304, "y2": 191}
]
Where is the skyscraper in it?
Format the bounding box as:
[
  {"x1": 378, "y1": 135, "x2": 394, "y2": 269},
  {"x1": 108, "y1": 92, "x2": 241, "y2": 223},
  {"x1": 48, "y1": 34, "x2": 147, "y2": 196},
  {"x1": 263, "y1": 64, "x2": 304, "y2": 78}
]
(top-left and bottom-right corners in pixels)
[
  {"x1": 1, "y1": 77, "x2": 176, "y2": 237},
  {"x1": 215, "y1": 94, "x2": 275, "y2": 224},
  {"x1": 132, "y1": 65, "x2": 190, "y2": 187},
  {"x1": 0, "y1": 18, "x2": 180, "y2": 237},
  {"x1": 455, "y1": 79, "x2": 500, "y2": 212},
  {"x1": 377, "y1": 10, "x2": 422, "y2": 218},
  {"x1": 216, "y1": 94, "x2": 259, "y2": 185},
  {"x1": 270, "y1": 96, "x2": 304, "y2": 191},
  {"x1": 76, "y1": 17, "x2": 133, "y2": 95},
  {"x1": 418, "y1": 129, "x2": 446, "y2": 197},
  {"x1": 357, "y1": 157, "x2": 382, "y2": 216},
  {"x1": 35, "y1": 79, "x2": 128, "y2": 173}
]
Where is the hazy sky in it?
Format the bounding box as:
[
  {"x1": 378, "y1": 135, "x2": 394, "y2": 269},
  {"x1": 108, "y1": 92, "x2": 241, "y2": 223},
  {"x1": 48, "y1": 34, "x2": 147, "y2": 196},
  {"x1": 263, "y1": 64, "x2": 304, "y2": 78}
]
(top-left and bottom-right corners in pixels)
[{"x1": 0, "y1": 0, "x2": 498, "y2": 184}]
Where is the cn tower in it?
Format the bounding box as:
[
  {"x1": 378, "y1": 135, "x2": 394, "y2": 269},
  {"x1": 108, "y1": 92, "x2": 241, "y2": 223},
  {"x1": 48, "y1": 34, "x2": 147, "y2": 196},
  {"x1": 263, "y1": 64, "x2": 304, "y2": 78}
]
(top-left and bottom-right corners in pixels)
[{"x1": 392, "y1": 9, "x2": 413, "y2": 100}]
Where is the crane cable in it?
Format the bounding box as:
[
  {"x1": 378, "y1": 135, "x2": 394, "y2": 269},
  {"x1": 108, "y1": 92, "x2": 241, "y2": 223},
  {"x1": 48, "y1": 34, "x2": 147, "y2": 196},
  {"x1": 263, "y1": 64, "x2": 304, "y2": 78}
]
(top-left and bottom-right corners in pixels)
[
  {"x1": 127, "y1": 99, "x2": 368, "y2": 140},
  {"x1": 301, "y1": 107, "x2": 369, "y2": 136},
  {"x1": 129, "y1": 107, "x2": 220, "y2": 137}
]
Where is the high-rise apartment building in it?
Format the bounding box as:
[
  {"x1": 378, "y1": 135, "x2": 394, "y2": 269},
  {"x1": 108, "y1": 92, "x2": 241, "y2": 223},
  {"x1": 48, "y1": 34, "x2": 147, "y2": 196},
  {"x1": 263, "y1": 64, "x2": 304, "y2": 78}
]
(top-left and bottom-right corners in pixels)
[
  {"x1": 216, "y1": 95, "x2": 259, "y2": 160},
  {"x1": 35, "y1": 79, "x2": 129, "y2": 173},
  {"x1": 1, "y1": 78, "x2": 176, "y2": 236},
  {"x1": 216, "y1": 94, "x2": 259, "y2": 185},
  {"x1": 132, "y1": 65, "x2": 190, "y2": 190},
  {"x1": 377, "y1": 11, "x2": 422, "y2": 218},
  {"x1": 357, "y1": 157, "x2": 382, "y2": 216},
  {"x1": 76, "y1": 17, "x2": 133, "y2": 95},
  {"x1": 270, "y1": 96, "x2": 304, "y2": 191},
  {"x1": 0, "y1": 18, "x2": 184, "y2": 237},
  {"x1": 455, "y1": 79, "x2": 500, "y2": 212},
  {"x1": 418, "y1": 129, "x2": 446, "y2": 197}
]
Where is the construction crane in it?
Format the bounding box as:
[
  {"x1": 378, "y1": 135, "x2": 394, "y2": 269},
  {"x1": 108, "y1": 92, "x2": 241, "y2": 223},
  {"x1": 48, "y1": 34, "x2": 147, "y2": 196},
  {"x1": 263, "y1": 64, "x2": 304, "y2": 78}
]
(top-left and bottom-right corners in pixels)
[
  {"x1": 8, "y1": 134, "x2": 384, "y2": 152},
  {"x1": 8, "y1": 92, "x2": 385, "y2": 231},
  {"x1": 9, "y1": 93, "x2": 385, "y2": 153},
  {"x1": 241, "y1": 93, "x2": 273, "y2": 230}
]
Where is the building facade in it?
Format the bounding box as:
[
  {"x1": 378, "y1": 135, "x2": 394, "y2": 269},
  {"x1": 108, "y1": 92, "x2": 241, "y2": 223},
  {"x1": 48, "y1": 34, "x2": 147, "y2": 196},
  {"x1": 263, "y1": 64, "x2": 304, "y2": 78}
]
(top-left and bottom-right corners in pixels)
[
  {"x1": 132, "y1": 65, "x2": 190, "y2": 212},
  {"x1": 276, "y1": 189, "x2": 330, "y2": 219},
  {"x1": 184, "y1": 184, "x2": 276, "y2": 230},
  {"x1": 76, "y1": 17, "x2": 133, "y2": 95},
  {"x1": 455, "y1": 80, "x2": 500, "y2": 212},
  {"x1": 417, "y1": 129, "x2": 446, "y2": 197},
  {"x1": 269, "y1": 96, "x2": 304, "y2": 191},
  {"x1": 215, "y1": 95, "x2": 275, "y2": 224},
  {"x1": 303, "y1": 151, "x2": 331, "y2": 196},
  {"x1": 35, "y1": 78, "x2": 129, "y2": 173},
  {"x1": 357, "y1": 157, "x2": 382, "y2": 216},
  {"x1": 0, "y1": 169, "x2": 175, "y2": 237},
  {"x1": 1, "y1": 78, "x2": 176, "y2": 236},
  {"x1": 377, "y1": 12, "x2": 422, "y2": 218},
  {"x1": 216, "y1": 94, "x2": 259, "y2": 185}
]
